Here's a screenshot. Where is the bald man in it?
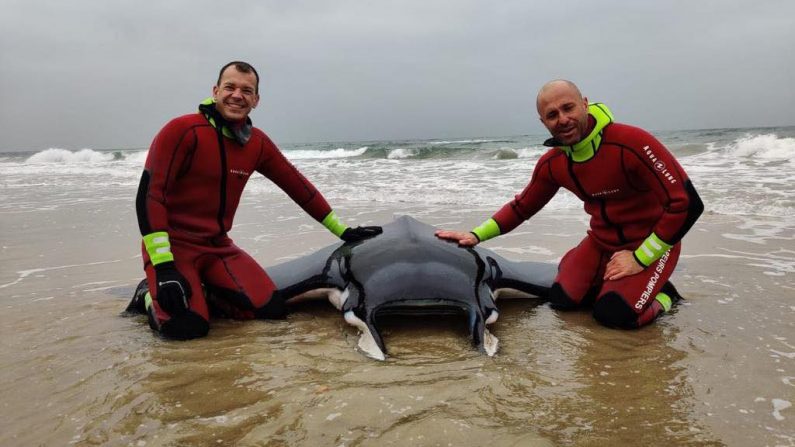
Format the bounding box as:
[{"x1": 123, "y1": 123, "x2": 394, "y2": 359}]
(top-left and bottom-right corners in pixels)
[{"x1": 436, "y1": 80, "x2": 703, "y2": 328}]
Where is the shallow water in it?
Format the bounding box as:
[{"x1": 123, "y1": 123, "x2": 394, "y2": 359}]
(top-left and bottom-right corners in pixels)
[
  {"x1": 1, "y1": 128, "x2": 794, "y2": 445},
  {"x1": 1, "y1": 194, "x2": 792, "y2": 446}
]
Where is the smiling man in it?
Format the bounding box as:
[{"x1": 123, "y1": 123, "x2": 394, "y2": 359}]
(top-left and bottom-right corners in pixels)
[
  {"x1": 436, "y1": 80, "x2": 704, "y2": 329},
  {"x1": 133, "y1": 61, "x2": 381, "y2": 339}
]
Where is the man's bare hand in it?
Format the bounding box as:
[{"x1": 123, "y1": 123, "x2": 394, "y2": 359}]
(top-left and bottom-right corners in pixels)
[
  {"x1": 604, "y1": 250, "x2": 643, "y2": 281},
  {"x1": 434, "y1": 230, "x2": 479, "y2": 247}
]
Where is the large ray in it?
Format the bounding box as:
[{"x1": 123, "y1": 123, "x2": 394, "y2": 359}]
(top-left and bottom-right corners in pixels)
[{"x1": 266, "y1": 216, "x2": 556, "y2": 360}]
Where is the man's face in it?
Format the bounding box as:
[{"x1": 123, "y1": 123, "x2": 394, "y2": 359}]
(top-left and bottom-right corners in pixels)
[
  {"x1": 537, "y1": 85, "x2": 589, "y2": 145},
  {"x1": 212, "y1": 66, "x2": 260, "y2": 122}
]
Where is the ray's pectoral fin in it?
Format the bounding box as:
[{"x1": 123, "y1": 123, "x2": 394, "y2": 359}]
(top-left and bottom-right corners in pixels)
[{"x1": 340, "y1": 286, "x2": 387, "y2": 361}]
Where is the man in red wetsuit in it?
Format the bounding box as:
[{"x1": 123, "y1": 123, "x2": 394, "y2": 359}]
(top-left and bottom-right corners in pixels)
[
  {"x1": 132, "y1": 61, "x2": 381, "y2": 339},
  {"x1": 436, "y1": 80, "x2": 703, "y2": 328}
]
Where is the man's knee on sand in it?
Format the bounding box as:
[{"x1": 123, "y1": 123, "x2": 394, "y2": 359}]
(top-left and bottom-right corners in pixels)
[
  {"x1": 549, "y1": 283, "x2": 640, "y2": 329},
  {"x1": 148, "y1": 309, "x2": 210, "y2": 340},
  {"x1": 548, "y1": 282, "x2": 598, "y2": 310},
  {"x1": 153, "y1": 302, "x2": 285, "y2": 341},
  {"x1": 204, "y1": 285, "x2": 288, "y2": 320},
  {"x1": 125, "y1": 280, "x2": 209, "y2": 340},
  {"x1": 548, "y1": 283, "x2": 579, "y2": 310},
  {"x1": 592, "y1": 292, "x2": 639, "y2": 329}
]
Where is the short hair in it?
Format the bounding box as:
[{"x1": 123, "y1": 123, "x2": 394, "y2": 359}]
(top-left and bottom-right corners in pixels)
[{"x1": 217, "y1": 61, "x2": 260, "y2": 93}]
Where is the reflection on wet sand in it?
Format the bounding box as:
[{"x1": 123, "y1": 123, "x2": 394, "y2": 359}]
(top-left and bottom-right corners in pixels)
[
  {"x1": 489, "y1": 301, "x2": 723, "y2": 446},
  {"x1": 1, "y1": 196, "x2": 791, "y2": 446},
  {"x1": 65, "y1": 299, "x2": 727, "y2": 446}
]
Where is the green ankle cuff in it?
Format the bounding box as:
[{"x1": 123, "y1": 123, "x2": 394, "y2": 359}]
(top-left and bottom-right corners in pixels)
[{"x1": 655, "y1": 292, "x2": 673, "y2": 312}]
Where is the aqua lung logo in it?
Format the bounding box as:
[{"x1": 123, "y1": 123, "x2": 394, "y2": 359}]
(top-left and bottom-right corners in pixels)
[
  {"x1": 230, "y1": 169, "x2": 250, "y2": 179},
  {"x1": 636, "y1": 250, "x2": 670, "y2": 309},
  {"x1": 643, "y1": 146, "x2": 677, "y2": 184}
]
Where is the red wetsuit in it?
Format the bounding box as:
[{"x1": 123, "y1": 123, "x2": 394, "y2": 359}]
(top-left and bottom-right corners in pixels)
[
  {"x1": 136, "y1": 107, "x2": 332, "y2": 337},
  {"x1": 491, "y1": 116, "x2": 702, "y2": 328}
]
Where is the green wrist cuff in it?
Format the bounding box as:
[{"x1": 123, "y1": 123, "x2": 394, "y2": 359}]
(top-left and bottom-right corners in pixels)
[
  {"x1": 143, "y1": 231, "x2": 175, "y2": 266},
  {"x1": 322, "y1": 211, "x2": 348, "y2": 238},
  {"x1": 471, "y1": 218, "x2": 501, "y2": 242},
  {"x1": 634, "y1": 233, "x2": 673, "y2": 267}
]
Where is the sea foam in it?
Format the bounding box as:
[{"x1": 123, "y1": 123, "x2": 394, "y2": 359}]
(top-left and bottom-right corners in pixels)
[
  {"x1": 26, "y1": 148, "x2": 114, "y2": 164},
  {"x1": 387, "y1": 148, "x2": 416, "y2": 159},
  {"x1": 727, "y1": 134, "x2": 794, "y2": 161},
  {"x1": 285, "y1": 147, "x2": 368, "y2": 160}
]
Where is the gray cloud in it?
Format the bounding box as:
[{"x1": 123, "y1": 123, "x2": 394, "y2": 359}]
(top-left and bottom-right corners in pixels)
[{"x1": 1, "y1": 0, "x2": 793, "y2": 151}]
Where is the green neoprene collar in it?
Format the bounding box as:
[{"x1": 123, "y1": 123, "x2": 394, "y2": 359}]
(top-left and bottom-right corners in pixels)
[
  {"x1": 199, "y1": 97, "x2": 252, "y2": 144},
  {"x1": 556, "y1": 103, "x2": 615, "y2": 162}
]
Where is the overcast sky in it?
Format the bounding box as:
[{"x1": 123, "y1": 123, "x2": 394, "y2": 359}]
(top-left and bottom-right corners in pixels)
[{"x1": 1, "y1": 0, "x2": 793, "y2": 151}]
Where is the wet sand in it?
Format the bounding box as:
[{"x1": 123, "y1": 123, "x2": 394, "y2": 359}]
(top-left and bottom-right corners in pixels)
[{"x1": 0, "y1": 195, "x2": 793, "y2": 446}]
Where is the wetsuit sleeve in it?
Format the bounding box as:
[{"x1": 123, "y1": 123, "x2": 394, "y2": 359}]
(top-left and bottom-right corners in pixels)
[
  {"x1": 136, "y1": 119, "x2": 198, "y2": 235},
  {"x1": 256, "y1": 136, "x2": 333, "y2": 223},
  {"x1": 481, "y1": 151, "x2": 561, "y2": 240},
  {"x1": 623, "y1": 129, "x2": 704, "y2": 266},
  {"x1": 135, "y1": 118, "x2": 198, "y2": 265}
]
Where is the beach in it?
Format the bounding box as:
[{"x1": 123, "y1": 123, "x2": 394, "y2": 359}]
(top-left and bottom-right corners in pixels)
[{"x1": 1, "y1": 128, "x2": 793, "y2": 446}]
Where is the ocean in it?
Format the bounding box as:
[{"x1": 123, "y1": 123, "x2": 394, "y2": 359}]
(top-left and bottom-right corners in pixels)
[
  {"x1": 2, "y1": 126, "x2": 794, "y2": 219},
  {"x1": 0, "y1": 126, "x2": 793, "y2": 446}
]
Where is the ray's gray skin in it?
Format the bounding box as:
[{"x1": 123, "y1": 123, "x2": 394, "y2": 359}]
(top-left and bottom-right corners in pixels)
[{"x1": 268, "y1": 216, "x2": 556, "y2": 360}]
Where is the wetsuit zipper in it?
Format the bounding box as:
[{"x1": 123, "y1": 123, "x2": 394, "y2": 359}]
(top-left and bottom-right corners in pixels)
[
  {"x1": 566, "y1": 157, "x2": 627, "y2": 245},
  {"x1": 599, "y1": 200, "x2": 627, "y2": 244},
  {"x1": 215, "y1": 128, "x2": 228, "y2": 240}
]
